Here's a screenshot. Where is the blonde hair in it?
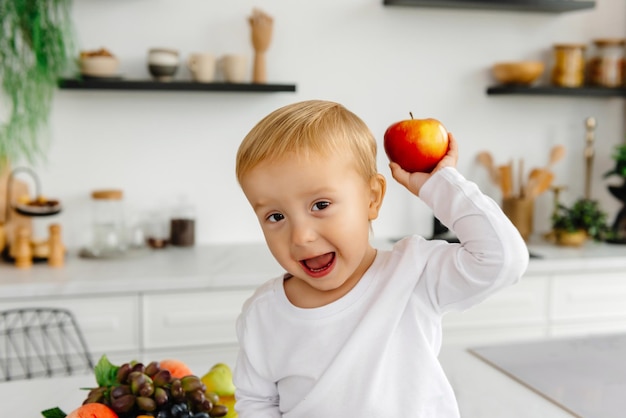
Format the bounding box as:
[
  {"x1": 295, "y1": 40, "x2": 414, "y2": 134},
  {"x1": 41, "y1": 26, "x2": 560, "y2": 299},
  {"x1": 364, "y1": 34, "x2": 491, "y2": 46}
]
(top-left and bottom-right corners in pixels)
[{"x1": 236, "y1": 100, "x2": 378, "y2": 184}]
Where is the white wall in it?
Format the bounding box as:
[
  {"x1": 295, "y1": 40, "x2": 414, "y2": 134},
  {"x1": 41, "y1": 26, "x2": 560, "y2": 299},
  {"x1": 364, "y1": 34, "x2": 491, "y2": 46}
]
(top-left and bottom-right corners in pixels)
[{"x1": 27, "y1": 0, "x2": 626, "y2": 247}]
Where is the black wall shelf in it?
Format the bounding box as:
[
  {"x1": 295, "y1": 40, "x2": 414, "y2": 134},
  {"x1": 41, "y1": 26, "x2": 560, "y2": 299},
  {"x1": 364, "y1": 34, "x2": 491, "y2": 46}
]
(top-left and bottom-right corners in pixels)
[
  {"x1": 487, "y1": 85, "x2": 626, "y2": 98},
  {"x1": 383, "y1": 0, "x2": 595, "y2": 13},
  {"x1": 58, "y1": 78, "x2": 297, "y2": 93}
]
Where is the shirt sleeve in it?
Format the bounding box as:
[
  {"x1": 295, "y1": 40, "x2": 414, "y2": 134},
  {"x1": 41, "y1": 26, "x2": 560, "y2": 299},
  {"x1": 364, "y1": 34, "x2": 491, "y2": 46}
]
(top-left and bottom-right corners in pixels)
[{"x1": 416, "y1": 167, "x2": 529, "y2": 313}]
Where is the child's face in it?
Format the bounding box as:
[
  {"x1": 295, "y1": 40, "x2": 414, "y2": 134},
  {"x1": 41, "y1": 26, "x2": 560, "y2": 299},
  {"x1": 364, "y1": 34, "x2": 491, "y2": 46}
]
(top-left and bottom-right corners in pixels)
[{"x1": 241, "y1": 151, "x2": 383, "y2": 300}]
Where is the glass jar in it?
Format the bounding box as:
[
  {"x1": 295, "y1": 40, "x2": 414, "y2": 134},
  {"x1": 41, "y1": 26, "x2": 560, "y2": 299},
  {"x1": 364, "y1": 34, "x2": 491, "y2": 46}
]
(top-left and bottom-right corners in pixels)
[
  {"x1": 91, "y1": 189, "x2": 126, "y2": 253},
  {"x1": 588, "y1": 38, "x2": 625, "y2": 87},
  {"x1": 170, "y1": 201, "x2": 195, "y2": 247},
  {"x1": 551, "y1": 43, "x2": 586, "y2": 87}
]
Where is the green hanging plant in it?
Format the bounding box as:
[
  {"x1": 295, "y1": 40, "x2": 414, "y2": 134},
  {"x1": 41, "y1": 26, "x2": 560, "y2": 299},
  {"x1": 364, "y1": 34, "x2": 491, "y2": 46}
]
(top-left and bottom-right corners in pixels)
[{"x1": 0, "y1": 0, "x2": 76, "y2": 169}]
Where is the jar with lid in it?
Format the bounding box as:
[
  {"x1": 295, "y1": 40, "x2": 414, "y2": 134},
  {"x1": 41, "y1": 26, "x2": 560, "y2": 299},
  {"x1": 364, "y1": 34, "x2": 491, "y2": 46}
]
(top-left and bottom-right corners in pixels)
[
  {"x1": 588, "y1": 38, "x2": 625, "y2": 87},
  {"x1": 90, "y1": 189, "x2": 127, "y2": 254},
  {"x1": 170, "y1": 200, "x2": 195, "y2": 247},
  {"x1": 551, "y1": 43, "x2": 586, "y2": 87}
]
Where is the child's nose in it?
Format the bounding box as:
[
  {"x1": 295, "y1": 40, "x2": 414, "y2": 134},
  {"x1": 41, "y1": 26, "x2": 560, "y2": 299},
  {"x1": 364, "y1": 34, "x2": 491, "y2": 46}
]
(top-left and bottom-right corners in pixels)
[{"x1": 290, "y1": 219, "x2": 317, "y2": 246}]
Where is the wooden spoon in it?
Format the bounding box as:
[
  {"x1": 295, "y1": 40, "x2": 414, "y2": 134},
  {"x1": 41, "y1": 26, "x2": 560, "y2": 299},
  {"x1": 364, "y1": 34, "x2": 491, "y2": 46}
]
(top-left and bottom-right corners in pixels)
[
  {"x1": 476, "y1": 151, "x2": 499, "y2": 184},
  {"x1": 547, "y1": 144, "x2": 566, "y2": 169},
  {"x1": 526, "y1": 168, "x2": 554, "y2": 198}
]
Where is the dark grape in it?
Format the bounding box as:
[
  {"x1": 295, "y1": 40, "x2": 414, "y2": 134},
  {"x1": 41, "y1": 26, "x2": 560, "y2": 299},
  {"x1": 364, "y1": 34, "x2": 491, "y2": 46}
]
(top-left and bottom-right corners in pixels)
[
  {"x1": 192, "y1": 413, "x2": 210, "y2": 418},
  {"x1": 116, "y1": 363, "x2": 132, "y2": 383},
  {"x1": 145, "y1": 360, "x2": 161, "y2": 377},
  {"x1": 111, "y1": 393, "x2": 136, "y2": 414},
  {"x1": 153, "y1": 369, "x2": 172, "y2": 387},
  {"x1": 111, "y1": 385, "x2": 131, "y2": 400},
  {"x1": 131, "y1": 362, "x2": 146, "y2": 373}
]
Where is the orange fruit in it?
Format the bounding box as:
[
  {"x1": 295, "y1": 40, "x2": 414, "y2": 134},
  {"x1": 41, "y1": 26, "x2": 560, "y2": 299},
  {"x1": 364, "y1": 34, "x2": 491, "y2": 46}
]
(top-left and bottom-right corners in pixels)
[
  {"x1": 66, "y1": 403, "x2": 118, "y2": 418},
  {"x1": 160, "y1": 358, "x2": 194, "y2": 378}
]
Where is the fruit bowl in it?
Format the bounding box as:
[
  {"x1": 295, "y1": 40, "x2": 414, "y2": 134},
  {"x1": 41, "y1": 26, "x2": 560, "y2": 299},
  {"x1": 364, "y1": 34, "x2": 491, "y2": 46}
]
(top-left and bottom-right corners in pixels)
[
  {"x1": 491, "y1": 61, "x2": 545, "y2": 85},
  {"x1": 42, "y1": 356, "x2": 235, "y2": 418}
]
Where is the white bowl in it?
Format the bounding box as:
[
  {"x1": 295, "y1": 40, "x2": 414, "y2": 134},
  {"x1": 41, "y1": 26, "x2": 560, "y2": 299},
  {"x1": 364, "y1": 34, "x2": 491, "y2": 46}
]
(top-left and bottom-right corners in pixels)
[{"x1": 80, "y1": 56, "x2": 119, "y2": 77}]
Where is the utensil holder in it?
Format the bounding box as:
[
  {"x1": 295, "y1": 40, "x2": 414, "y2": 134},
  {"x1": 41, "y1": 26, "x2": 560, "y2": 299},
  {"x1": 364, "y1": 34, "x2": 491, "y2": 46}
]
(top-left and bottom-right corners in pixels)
[{"x1": 502, "y1": 197, "x2": 534, "y2": 241}]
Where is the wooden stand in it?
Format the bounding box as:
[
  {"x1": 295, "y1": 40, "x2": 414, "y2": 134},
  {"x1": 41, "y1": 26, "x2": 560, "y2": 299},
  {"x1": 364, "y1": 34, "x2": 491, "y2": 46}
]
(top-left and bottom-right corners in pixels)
[{"x1": 249, "y1": 9, "x2": 274, "y2": 83}]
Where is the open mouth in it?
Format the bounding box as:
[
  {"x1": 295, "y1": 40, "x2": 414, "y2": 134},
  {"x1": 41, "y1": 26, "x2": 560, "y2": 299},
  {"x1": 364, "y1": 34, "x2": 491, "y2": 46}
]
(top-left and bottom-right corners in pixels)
[{"x1": 300, "y1": 252, "x2": 335, "y2": 276}]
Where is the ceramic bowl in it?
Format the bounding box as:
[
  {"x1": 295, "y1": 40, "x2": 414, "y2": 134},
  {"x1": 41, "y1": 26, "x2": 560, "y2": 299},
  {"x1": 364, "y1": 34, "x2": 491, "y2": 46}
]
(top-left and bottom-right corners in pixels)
[
  {"x1": 148, "y1": 48, "x2": 180, "y2": 81},
  {"x1": 492, "y1": 61, "x2": 545, "y2": 85},
  {"x1": 79, "y1": 55, "x2": 119, "y2": 78}
]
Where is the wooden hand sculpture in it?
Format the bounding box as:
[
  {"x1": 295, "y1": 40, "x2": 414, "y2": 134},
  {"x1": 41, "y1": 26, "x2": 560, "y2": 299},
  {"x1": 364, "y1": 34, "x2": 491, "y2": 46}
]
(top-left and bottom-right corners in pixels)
[{"x1": 249, "y1": 8, "x2": 274, "y2": 83}]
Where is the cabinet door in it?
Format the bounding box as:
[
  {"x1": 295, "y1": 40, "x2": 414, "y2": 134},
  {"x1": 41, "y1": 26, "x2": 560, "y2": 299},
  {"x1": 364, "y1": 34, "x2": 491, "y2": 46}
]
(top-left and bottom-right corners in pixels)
[
  {"x1": 550, "y1": 271, "x2": 626, "y2": 336},
  {"x1": 142, "y1": 290, "x2": 253, "y2": 350},
  {"x1": 0, "y1": 296, "x2": 140, "y2": 355},
  {"x1": 443, "y1": 276, "x2": 549, "y2": 345}
]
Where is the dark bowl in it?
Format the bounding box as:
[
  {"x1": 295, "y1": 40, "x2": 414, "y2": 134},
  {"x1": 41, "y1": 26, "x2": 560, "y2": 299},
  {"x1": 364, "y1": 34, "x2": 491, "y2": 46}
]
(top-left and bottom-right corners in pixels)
[{"x1": 148, "y1": 64, "x2": 178, "y2": 81}]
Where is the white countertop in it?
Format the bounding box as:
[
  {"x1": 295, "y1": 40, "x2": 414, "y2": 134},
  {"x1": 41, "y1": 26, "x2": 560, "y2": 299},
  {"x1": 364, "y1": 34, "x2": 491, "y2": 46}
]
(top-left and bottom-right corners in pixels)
[
  {"x1": 1, "y1": 236, "x2": 625, "y2": 300},
  {"x1": 469, "y1": 333, "x2": 626, "y2": 418}
]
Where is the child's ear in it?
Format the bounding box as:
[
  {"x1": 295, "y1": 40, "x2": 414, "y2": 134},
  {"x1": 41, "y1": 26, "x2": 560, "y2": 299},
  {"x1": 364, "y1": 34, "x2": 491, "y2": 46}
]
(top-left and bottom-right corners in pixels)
[{"x1": 368, "y1": 173, "x2": 386, "y2": 220}]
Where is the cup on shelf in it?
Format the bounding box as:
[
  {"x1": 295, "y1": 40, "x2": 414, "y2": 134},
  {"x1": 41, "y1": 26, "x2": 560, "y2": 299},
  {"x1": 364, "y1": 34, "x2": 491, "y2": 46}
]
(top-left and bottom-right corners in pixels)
[
  {"x1": 147, "y1": 48, "x2": 180, "y2": 82},
  {"x1": 187, "y1": 52, "x2": 216, "y2": 83},
  {"x1": 219, "y1": 54, "x2": 248, "y2": 83}
]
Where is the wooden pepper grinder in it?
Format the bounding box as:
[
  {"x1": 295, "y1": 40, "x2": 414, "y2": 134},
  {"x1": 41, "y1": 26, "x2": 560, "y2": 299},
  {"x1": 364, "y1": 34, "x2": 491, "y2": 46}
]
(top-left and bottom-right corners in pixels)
[
  {"x1": 249, "y1": 8, "x2": 274, "y2": 83},
  {"x1": 13, "y1": 225, "x2": 32, "y2": 269},
  {"x1": 584, "y1": 116, "x2": 596, "y2": 200},
  {"x1": 48, "y1": 223, "x2": 65, "y2": 268}
]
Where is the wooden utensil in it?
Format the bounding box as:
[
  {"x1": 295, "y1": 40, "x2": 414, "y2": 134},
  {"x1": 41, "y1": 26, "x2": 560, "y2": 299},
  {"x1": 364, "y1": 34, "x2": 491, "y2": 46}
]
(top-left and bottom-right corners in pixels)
[
  {"x1": 476, "y1": 151, "x2": 499, "y2": 184},
  {"x1": 498, "y1": 164, "x2": 513, "y2": 198},
  {"x1": 547, "y1": 144, "x2": 566, "y2": 169},
  {"x1": 526, "y1": 168, "x2": 554, "y2": 198}
]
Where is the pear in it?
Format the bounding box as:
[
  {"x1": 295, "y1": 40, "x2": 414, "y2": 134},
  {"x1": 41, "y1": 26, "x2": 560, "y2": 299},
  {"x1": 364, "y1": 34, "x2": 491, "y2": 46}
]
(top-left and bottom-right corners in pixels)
[{"x1": 201, "y1": 363, "x2": 236, "y2": 397}]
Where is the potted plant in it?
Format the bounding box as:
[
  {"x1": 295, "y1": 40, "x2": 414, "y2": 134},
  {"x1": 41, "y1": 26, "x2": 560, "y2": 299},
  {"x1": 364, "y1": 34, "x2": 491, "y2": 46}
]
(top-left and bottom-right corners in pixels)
[
  {"x1": 603, "y1": 143, "x2": 626, "y2": 242},
  {"x1": 551, "y1": 198, "x2": 610, "y2": 246},
  {"x1": 0, "y1": 0, "x2": 76, "y2": 170}
]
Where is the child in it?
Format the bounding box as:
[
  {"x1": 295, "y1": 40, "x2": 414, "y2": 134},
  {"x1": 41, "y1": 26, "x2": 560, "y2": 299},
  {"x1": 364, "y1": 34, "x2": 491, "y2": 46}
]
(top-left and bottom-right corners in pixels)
[{"x1": 233, "y1": 100, "x2": 529, "y2": 417}]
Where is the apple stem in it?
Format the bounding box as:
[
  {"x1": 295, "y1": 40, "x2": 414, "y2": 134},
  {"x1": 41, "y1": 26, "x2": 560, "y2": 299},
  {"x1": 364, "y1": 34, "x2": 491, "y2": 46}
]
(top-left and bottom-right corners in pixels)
[{"x1": 409, "y1": 112, "x2": 414, "y2": 119}]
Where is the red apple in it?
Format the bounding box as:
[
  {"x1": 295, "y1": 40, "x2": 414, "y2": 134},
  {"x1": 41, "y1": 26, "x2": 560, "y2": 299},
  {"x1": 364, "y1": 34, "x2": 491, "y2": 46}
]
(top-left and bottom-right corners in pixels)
[{"x1": 384, "y1": 114, "x2": 449, "y2": 173}]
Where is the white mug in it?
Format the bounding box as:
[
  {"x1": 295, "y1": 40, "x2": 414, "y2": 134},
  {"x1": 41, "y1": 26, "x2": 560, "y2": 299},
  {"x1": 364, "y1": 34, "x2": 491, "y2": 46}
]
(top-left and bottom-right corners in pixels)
[
  {"x1": 187, "y1": 53, "x2": 216, "y2": 83},
  {"x1": 219, "y1": 54, "x2": 248, "y2": 83}
]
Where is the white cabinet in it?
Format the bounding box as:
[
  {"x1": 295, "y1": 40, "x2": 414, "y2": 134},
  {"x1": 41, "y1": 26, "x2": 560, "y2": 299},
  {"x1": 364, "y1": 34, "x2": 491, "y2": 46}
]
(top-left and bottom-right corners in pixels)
[
  {"x1": 142, "y1": 289, "x2": 253, "y2": 350},
  {"x1": 550, "y1": 271, "x2": 626, "y2": 337},
  {"x1": 443, "y1": 275, "x2": 550, "y2": 345},
  {"x1": 443, "y1": 268, "x2": 626, "y2": 347},
  {"x1": 0, "y1": 295, "x2": 140, "y2": 359}
]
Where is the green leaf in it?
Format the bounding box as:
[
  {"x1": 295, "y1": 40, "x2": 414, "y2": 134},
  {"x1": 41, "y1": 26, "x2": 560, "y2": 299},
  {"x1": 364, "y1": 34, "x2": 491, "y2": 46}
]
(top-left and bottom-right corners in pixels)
[
  {"x1": 41, "y1": 407, "x2": 67, "y2": 418},
  {"x1": 94, "y1": 354, "x2": 120, "y2": 387}
]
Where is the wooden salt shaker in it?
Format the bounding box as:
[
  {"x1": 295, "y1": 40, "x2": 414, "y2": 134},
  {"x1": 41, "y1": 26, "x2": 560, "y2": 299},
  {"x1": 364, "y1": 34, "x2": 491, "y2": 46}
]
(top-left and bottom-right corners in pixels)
[
  {"x1": 48, "y1": 223, "x2": 65, "y2": 268},
  {"x1": 13, "y1": 226, "x2": 32, "y2": 269}
]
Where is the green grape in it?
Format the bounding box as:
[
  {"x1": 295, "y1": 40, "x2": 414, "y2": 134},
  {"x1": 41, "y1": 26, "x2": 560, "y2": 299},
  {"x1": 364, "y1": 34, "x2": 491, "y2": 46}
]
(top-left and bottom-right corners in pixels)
[{"x1": 136, "y1": 396, "x2": 157, "y2": 412}]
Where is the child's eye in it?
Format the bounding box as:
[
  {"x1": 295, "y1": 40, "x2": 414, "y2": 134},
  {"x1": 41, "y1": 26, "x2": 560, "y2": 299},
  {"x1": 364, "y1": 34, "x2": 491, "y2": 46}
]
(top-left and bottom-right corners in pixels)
[
  {"x1": 312, "y1": 201, "x2": 330, "y2": 211},
  {"x1": 267, "y1": 213, "x2": 285, "y2": 223}
]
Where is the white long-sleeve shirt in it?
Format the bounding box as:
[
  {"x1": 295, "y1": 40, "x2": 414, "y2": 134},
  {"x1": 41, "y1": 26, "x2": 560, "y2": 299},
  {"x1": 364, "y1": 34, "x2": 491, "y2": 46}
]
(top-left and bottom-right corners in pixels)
[{"x1": 234, "y1": 167, "x2": 529, "y2": 418}]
